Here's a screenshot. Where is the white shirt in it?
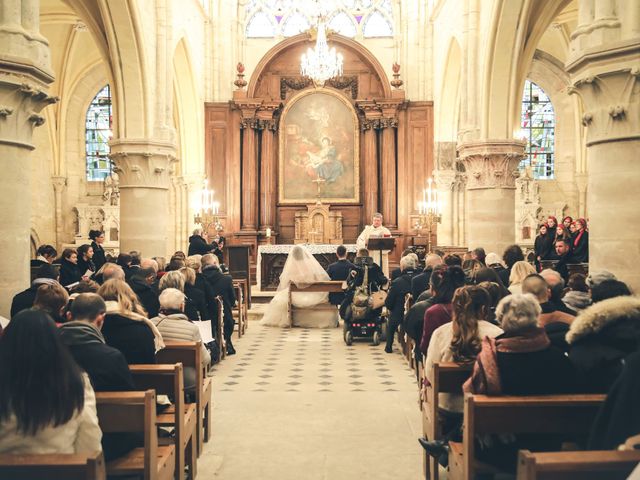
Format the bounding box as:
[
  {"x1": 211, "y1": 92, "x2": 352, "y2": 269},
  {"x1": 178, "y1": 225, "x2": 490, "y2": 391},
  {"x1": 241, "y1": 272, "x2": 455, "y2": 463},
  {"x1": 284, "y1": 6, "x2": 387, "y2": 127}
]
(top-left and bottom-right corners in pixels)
[{"x1": 356, "y1": 225, "x2": 391, "y2": 250}]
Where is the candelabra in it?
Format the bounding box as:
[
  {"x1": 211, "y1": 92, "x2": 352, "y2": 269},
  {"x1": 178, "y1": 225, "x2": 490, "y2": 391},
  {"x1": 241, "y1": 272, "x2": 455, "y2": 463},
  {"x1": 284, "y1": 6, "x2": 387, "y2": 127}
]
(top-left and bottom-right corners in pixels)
[
  {"x1": 194, "y1": 179, "x2": 223, "y2": 235},
  {"x1": 414, "y1": 177, "x2": 442, "y2": 253}
]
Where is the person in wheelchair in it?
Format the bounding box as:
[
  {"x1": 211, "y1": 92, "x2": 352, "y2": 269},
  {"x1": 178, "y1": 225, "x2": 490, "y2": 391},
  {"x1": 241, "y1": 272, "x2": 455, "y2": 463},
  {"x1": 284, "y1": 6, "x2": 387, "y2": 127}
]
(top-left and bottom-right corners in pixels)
[{"x1": 340, "y1": 248, "x2": 388, "y2": 345}]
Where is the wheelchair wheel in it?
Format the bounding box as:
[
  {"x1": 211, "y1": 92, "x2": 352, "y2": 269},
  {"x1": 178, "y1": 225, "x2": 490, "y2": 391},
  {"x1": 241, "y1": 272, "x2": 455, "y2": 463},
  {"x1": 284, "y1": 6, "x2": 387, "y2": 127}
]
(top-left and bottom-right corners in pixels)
[
  {"x1": 344, "y1": 330, "x2": 353, "y2": 346},
  {"x1": 372, "y1": 330, "x2": 380, "y2": 346},
  {"x1": 380, "y1": 319, "x2": 388, "y2": 342}
]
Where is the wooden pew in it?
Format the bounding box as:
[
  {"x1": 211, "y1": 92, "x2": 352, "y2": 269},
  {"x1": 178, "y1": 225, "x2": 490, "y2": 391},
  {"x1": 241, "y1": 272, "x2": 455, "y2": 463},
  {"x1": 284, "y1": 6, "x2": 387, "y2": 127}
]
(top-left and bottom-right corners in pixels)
[
  {"x1": 214, "y1": 295, "x2": 225, "y2": 360},
  {"x1": 157, "y1": 341, "x2": 212, "y2": 455},
  {"x1": 422, "y1": 362, "x2": 472, "y2": 480},
  {"x1": 448, "y1": 393, "x2": 607, "y2": 480},
  {"x1": 402, "y1": 293, "x2": 415, "y2": 367},
  {"x1": 287, "y1": 281, "x2": 343, "y2": 327},
  {"x1": 517, "y1": 449, "x2": 640, "y2": 480},
  {"x1": 95, "y1": 390, "x2": 175, "y2": 480},
  {"x1": 232, "y1": 281, "x2": 245, "y2": 338},
  {"x1": 0, "y1": 452, "x2": 106, "y2": 480},
  {"x1": 129, "y1": 364, "x2": 197, "y2": 480}
]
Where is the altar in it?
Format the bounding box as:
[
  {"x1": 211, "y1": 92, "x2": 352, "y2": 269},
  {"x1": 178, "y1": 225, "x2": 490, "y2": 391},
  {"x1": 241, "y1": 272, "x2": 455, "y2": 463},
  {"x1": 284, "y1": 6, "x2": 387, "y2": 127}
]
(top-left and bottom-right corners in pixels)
[{"x1": 257, "y1": 244, "x2": 358, "y2": 291}]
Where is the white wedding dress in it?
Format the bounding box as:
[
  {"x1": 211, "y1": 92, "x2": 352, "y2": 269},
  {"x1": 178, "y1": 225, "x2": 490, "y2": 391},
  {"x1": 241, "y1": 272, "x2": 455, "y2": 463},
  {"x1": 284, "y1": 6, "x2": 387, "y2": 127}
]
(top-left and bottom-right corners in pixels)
[{"x1": 260, "y1": 245, "x2": 338, "y2": 328}]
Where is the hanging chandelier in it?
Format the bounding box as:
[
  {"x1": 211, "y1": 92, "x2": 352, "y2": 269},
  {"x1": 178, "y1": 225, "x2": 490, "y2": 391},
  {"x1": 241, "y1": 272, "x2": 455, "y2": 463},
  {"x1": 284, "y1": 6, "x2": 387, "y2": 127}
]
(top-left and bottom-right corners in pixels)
[{"x1": 300, "y1": 14, "x2": 343, "y2": 86}]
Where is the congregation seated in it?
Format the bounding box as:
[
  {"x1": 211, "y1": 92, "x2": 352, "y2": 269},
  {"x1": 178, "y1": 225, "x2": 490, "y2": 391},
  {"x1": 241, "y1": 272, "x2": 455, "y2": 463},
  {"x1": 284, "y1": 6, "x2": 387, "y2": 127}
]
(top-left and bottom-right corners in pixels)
[
  {"x1": 151, "y1": 288, "x2": 211, "y2": 391},
  {"x1": 385, "y1": 254, "x2": 420, "y2": 353},
  {"x1": 419, "y1": 265, "x2": 466, "y2": 355},
  {"x1": 443, "y1": 253, "x2": 462, "y2": 268},
  {"x1": 485, "y1": 252, "x2": 508, "y2": 283},
  {"x1": 92, "y1": 261, "x2": 125, "y2": 285},
  {"x1": 115, "y1": 252, "x2": 134, "y2": 280},
  {"x1": 76, "y1": 244, "x2": 96, "y2": 277},
  {"x1": 561, "y1": 272, "x2": 592, "y2": 313},
  {"x1": 566, "y1": 283, "x2": 639, "y2": 393},
  {"x1": 201, "y1": 253, "x2": 236, "y2": 355},
  {"x1": 58, "y1": 248, "x2": 83, "y2": 288},
  {"x1": 10, "y1": 263, "x2": 59, "y2": 317},
  {"x1": 187, "y1": 255, "x2": 217, "y2": 316},
  {"x1": 325, "y1": 245, "x2": 355, "y2": 306},
  {"x1": 539, "y1": 268, "x2": 577, "y2": 315},
  {"x1": 507, "y1": 260, "x2": 536, "y2": 295},
  {"x1": 0, "y1": 310, "x2": 102, "y2": 455},
  {"x1": 127, "y1": 260, "x2": 160, "y2": 318},
  {"x1": 462, "y1": 259, "x2": 483, "y2": 284},
  {"x1": 411, "y1": 253, "x2": 442, "y2": 301},
  {"x1": 180, "y1": 267, "x2": 211, "y2": 321},
  {"x1": 30, "y1": 244, "x2": 57, "y2": 268},
  {"x1": 591, "y1": 278, "x2": 632, "y2": 303},
  {"x1": 475, "y1": 280, "x2": 508, "y2": 324},
  {"x1": 98, "y1": 279, "x2": 164, "y2": 364},
  {"x1": 153, "y1": 256, "x2": 167, "y2": 279},
  {"x1": 500, "y1": 244, "x2": 525, "y2": 287},
  {"x1": 522, "y1": 274, "x2": 574, "y2": 352},
  {"x1": 472, "y1": 267, "x2": 509, "y2": 298},
  {"x1": 32, "y1": 282, "x2": 70, "y2": 325},
  {"x1": 60, "y1": 293, "x2": 135, "y2": 392}
]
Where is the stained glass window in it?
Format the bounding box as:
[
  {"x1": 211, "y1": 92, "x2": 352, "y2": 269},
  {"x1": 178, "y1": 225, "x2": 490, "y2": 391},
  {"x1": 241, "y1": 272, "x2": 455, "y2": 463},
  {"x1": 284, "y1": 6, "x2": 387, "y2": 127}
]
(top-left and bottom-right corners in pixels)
[
  {"x1": 520, "y1": 80, "x2": 555, "y2": 179},
  {"x1": 244, "y1": 0, "x2": 395, "y2": 38},
  {"x1": 85, "y1": 85, "x2": 112, "y2": 182}
]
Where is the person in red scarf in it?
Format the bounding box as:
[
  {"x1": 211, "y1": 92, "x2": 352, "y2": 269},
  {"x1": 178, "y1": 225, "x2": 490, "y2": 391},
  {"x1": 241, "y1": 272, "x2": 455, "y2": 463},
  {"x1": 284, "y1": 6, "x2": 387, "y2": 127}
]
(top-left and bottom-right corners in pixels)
[
  {"x1": 546, "y1": 216, "x2": 558, "y2": 239},
  {"x1": 570, "y1": 218, "x2": 589, "y2": 263}
]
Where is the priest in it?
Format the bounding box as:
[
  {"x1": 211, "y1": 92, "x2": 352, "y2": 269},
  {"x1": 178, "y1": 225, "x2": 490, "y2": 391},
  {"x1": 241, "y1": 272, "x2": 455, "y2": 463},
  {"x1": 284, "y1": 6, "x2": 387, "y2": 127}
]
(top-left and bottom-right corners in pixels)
[{"x1": 357, "y1": 212, "x2": 391, "y2": 276}]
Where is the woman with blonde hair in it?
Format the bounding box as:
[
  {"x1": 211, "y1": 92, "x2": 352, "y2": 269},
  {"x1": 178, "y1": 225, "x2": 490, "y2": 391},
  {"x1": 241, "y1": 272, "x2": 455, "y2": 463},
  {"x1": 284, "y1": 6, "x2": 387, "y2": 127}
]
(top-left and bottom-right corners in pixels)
[
  {"x1": 508, "y1": 261, "x2": 536, "y2": 295},
  {"x1": 98, "y1": 279, "x2": 164, "y2": 364}
]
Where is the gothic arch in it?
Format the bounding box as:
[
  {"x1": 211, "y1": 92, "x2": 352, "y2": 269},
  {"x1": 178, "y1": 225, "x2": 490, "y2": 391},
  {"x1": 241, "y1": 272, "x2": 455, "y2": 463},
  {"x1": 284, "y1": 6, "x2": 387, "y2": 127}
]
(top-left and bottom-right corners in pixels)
[{"x1": 437, "y1": 37, "x2": 462, "y2": 142}]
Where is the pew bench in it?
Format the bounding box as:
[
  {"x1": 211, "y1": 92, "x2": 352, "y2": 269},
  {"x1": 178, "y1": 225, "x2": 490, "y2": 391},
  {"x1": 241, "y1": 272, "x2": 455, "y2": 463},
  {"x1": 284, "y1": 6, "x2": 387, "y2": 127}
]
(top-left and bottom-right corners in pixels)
[
  {"x1": 232, "y1": 281, "x2": 246, "y2": 338},
  {"x1": 157, "y1": 341, "x2": 212, "y2": 455},
  {"x1": 129, "y1": 363, "x2": 197, "y2": 480},
  {"x1": 517, "y1": 449, "x2": 640, "y2": 480},
  {"x1": 0, "y1": 452, "x2": 106, "y2": 480},
  {"x1": 95, "y1": 390, "x2": 175, "y2": 480},
  {"x1": 287, "y1": 281, "x2": 344, "y2": 328},
  {"x1": 448, "y1": 393, "x2": 607, "y2": 480},
  {"x1": 422, "y1": 362, "x2": 472, "y2": 480}
]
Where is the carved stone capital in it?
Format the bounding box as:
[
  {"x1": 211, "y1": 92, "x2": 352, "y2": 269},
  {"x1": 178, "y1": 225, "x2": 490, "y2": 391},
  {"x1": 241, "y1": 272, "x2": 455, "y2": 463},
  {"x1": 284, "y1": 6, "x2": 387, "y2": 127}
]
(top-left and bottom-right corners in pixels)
[
  {"x1": 435, "y1": 141, "x2": 457, "y2": 170},
  {"x1": 432, "y1": 169, "x2": 457, "y2": 191},
  {"x1": 51, "y1": 175, "x2": 67, "y2": 192},
  {"x1": 109, "y1": 139, "x2": 177, "y2": 190},
  {"x1": 457, "y1": 140, "x2": 526, "y2": 190}
]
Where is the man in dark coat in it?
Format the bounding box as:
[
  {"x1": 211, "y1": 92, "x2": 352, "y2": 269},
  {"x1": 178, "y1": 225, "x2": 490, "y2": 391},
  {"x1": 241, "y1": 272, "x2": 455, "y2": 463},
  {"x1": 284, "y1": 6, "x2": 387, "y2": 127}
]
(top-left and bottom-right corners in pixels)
[
  {"x1": 201, "y1": 253, "x2": 236, "y2": 355},
  {"x1": 188, "y1": 228, "x2": 216, "y2": 256},
  {"x1": 384, "y1": 255, "x2": 419, "y2": 353},
  {"x1": 326, "y1": 245, "x2": 354, "y2": 306},
  {"x1": 549, "y1": 239, "x2": 571, "y2": 283},
  {"x1": 127, "y1": 266, "x2": 160, "y2": 318},
  {"x1": 60, "y1": 293, "x2": 134, "y2": 391},
  {"x1": 10, "y1": 264, "x2": 60, "y2": 317},
  {"x1": 340, "y1": 249, "x2": 388, "y2": 321},
  {"x1": 411, "y1": 253, "x2": 443, "y2": 300}
]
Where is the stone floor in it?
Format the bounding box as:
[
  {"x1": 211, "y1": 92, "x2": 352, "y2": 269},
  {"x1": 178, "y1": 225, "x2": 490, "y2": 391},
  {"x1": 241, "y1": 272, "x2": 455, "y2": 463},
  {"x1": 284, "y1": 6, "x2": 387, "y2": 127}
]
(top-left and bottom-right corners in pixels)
[{"x1": 197, "y1": 322, "x2": 424, "y2": 479}]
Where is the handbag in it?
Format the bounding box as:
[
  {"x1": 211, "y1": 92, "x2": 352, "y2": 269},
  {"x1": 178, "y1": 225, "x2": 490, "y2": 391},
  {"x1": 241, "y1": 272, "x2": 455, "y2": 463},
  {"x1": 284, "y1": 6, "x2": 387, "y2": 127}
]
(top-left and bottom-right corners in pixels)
[{"x1": 370, "y1": 290, "x2": 387, "y2": 310}]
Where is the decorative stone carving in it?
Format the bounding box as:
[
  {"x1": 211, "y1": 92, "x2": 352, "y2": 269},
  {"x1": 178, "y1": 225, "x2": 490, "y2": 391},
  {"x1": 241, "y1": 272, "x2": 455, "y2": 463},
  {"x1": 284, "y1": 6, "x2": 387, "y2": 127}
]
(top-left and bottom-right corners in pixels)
[
  {"x1": 72, "y1": 204, "x2": 120, "y2": 255},
  {"x1": 109, "y1": 150, "x2": 176, "y2": 190},
  {"x1": 391, "y1": 63, "x2": 403, "y2": 89},
  {"x1": 435, "y1": 142, "x2": 457, "y2": 170},
  {"x1": 457, "y1": 140, "x2": 526, "y2": 190},
  {"x1": 103, "y1": 172, "x2": 120, "y2": 206},
  {"x1": 294, "y1": 204, "x2": 344, "y2": 245},
  {"x1": 234, "y1": 62, "x2": 247, "y2": 90},
  {"x1": 280, "y1": 75, "x2": 358, "y2": 100},
  {"x1": 515, "y1": 167, "x2": 542, "y2": 245}
]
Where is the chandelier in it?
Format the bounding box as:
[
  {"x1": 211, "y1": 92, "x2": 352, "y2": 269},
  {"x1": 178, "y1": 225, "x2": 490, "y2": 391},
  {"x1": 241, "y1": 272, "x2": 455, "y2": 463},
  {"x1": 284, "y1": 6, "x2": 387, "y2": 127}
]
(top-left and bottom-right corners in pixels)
[{"x1": 300, "y1": 15, "x2": 343, "y2": 85}]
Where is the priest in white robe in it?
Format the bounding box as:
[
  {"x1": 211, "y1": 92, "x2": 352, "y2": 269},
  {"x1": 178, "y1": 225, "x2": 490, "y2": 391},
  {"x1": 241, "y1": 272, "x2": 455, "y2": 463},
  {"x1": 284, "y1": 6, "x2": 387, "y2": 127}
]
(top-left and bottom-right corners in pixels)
[{"x1": 357, "y1": 212, "x2": 392, "y2": 276}]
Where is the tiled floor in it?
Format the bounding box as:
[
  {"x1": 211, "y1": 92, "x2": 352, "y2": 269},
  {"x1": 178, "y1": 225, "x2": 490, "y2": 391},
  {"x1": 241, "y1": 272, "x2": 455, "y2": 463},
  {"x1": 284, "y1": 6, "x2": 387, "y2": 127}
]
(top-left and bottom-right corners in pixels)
[{"x1": 198, "y1": 322, "x2": 423, "y2": 479}]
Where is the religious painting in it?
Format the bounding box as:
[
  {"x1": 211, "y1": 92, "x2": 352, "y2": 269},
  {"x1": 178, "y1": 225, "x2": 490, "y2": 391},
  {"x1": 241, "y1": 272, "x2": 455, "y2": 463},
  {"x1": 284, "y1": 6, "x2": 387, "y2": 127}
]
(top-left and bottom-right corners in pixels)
[{"x1": 279, "y1": 89, "x2": 359, "y2": 204}]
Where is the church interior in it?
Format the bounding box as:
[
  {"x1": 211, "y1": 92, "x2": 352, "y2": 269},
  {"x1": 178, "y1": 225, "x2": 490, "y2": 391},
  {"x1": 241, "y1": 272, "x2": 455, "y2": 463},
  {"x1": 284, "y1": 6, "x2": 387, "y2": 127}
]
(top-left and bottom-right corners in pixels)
[{"x1": 1, "y1": 0, "x2": 640, "y2": 478}]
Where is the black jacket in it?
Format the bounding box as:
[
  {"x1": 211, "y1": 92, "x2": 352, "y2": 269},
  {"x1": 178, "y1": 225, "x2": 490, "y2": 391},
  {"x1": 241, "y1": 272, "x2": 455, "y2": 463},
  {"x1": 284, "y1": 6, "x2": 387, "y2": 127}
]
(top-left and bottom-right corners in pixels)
[
  {"x1": 91, "y1": 241, "x2": 107, "y2": 271},
  {"x1": 59, "y1": 259, "x2": 82, "y2": 287},
  {"x1": 569, "y1": 231, "x2": 589, "y2": 263},
  {"x1": 201, "y1": 266, "x2": 236, "y2": 332},
  {"x1": 10, "y1": 279, "x2": 56, "y2": 317},
  {"x1": 59, "y1": 321, "x2": 135, "y2": 391},
  {"x1": 588, "y1": 350, "x2": 640, "y2": 450},
  {"x1": 534, "y1": 233, "x2": 555, "y2": 261},
  {"x1": 76, "y1": 257, "x2": 95, "y2": 276},
  {"x1": 326, "y1": 259, "x2": 355, "y2": 305},
  {"x1": 411, "y1": 268, "x2": 433, "y2": 301},
  {"x1": 184, "y1": 282, "x2": 210, "y2": 321},
  {"x1": 567, "y1": 295, "x2": 640, "y2": 393},
  {"x1": 188, "y1": 235, "x2": 216, "y2": 256},
  {"x1": 544, "y1": 321, "x2": 570, "y2": 353},
  {"x1": 101, "y1": 312, "x2": 156, "y2": 365},
  {"x1": 385, "y1": 269, "x2": 419, "y2": 324},
  {"x1": 403, "y1": 297, "x2": 434, "y2": 343},
  {"x1": 390, "y1": 268, "x2": 402, "y2": 282},
  {"x1": 128, "y1": 276, "x2": 160, "y2": 318}
]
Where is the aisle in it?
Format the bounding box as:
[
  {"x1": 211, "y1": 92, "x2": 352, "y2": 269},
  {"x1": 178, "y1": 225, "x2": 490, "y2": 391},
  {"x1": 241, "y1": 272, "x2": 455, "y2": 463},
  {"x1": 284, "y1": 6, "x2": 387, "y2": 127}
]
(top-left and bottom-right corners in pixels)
[{"x1": 198, "y1": 323, "x2": 423, "y2": 479}]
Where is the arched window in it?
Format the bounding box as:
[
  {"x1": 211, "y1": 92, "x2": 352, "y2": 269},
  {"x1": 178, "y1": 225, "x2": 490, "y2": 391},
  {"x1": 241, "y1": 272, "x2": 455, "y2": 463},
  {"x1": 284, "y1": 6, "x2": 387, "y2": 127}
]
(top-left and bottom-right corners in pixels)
[
  {"x1": 520, "y1": 80, "x2": 555, "y2": 179},
  {"x1": 244, "y1": 0, "x2": 395, "y2": 39},
  {"x1": 85, "y1": 85, "x2": 113, "y2": 181}
]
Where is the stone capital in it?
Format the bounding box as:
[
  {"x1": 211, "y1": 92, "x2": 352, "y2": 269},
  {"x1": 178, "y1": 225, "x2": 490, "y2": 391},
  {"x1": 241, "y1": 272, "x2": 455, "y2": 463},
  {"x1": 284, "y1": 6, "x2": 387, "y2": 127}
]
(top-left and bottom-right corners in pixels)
[
  {"x1": 51, "y1": 175, "x2": 67, "y2": 191},
  {"x1": 432, "y1": 169, "x2": 457, "y2": 191},
  {"x1": 109, "y1": 139, "x2": 177, "y2": 190},
  {"x1": 457, "y1": 140, "x2": 526, "y2": 190},
  {"x1": 435, "y1": 141, "x2": 457, "y2": 170}
]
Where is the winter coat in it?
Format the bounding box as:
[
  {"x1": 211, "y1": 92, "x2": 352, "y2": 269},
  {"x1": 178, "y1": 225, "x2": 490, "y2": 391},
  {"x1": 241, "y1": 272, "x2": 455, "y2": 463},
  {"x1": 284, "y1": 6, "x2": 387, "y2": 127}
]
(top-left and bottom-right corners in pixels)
[
  {"x1": 59, "y1": 259, "x2": 82, "y2": 287},
  {"x1": 326, "y1": 259, "x2": 355, "y2": 305},
  {"x1": 10, "y1": 278, "x2": 57, "y2": 318},
  {"x1": 76, "y1": 257, "x2": 95, "y2": 277},
  {"x1": 91, "y1": 241, "x2": 107, "y2": 271},
  {"x1": 0, "y1": 374, "x2": 102, "y2": 455},
  {"x1": 385, "y1": 269, "x2": 419, "y2": 325},
  {"x1": 566, "y1": 295, "x2": 640, "y2": 393},
  {"x1": 101, "y1": 310, "x2": 157, "y2": 365},
  {"x1": 411, "y1": 268, "x2": 433, "y2": 301},
  {"x1": 534, "y1": 233, "x2": 555, "y2": 261},
  {"x1": 151, "y1": 313, "x2": 210, "y2": 367},
  {"x1": 570, "y1": 230, "x2": 589, "y2": 263},
  {"x1": 420, "y1": 303, "x2": 453, "y2": 354},
  {"x1": 538, "y1": 302, "x2": 575, "y2": 329},
  {"x1": 201, "y1": 266, "x2": 235, "y2": 337},
  {"x1": 184, "y1": 283, "x2": 210, "y2": 321},
  {"x1": 562, "y1": 290, "x2": 592, "y2": 313},
  {"x1": 187, "y1": 235, "x2": 215, "y2": 256},
  {"x1": 59, "y1": 321, "x2": 135, "y2": 392},
  {"x1": 403, "y1": 297, "x2": 434, "y2": 344},
  {"x1": 127, "y1": 276, "x2": 160, "y2": 318}
]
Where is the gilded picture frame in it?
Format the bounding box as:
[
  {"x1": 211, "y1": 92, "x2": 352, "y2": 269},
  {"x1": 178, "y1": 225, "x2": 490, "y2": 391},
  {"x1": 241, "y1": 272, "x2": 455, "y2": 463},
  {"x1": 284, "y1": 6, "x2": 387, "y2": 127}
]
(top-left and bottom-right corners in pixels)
[{"x1": 278, "y1": 88, "x2": 360, "y2": 204}]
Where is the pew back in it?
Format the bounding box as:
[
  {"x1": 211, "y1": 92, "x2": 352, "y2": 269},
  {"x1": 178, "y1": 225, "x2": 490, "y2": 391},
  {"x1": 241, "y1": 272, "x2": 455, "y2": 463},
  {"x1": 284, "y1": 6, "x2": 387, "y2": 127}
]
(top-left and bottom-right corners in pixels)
[{"x1": 0, "y1": 453, "x2": 106, "y2": 480}]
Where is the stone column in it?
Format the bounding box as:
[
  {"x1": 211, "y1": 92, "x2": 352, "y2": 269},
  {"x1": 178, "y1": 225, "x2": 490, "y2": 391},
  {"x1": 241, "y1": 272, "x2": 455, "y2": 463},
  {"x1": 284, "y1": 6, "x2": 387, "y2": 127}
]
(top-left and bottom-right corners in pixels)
[
  {"x1": 51, "y1": 176, "x2": 66, "y2": 249},
  {"x1": 566, "y1": 5, "x2": 640, "y2": 290},
  {"x1": 109, "y1": 140, "x2": 177, "y2": 257},
  {"x1": 457, "y1": 140, "x2": 525, "y2": 254},
  {"x1": 379, "y1": 118, "x2": 398, "y2": 229},
  {"x1": 0, "y1": 0, "x2": 55, "y2": 316},
  {"x1": 237, "y1": 102, "x2": 260, "y2": 232},
  {"x1": 259, "y1": 118, "x2": 277, "y2": 230},
  {"x1": 361, "y1": 121, "x2": 379, "y2": 222},
  {"x1": 432, "y1": 169, "x2": 457, "y2": 246}
]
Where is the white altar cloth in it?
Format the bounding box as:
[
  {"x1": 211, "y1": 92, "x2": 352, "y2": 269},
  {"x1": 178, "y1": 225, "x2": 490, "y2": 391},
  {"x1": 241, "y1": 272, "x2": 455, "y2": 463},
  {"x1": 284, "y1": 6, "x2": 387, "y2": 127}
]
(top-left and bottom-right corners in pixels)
[{"x1": 256, "y1": 244, "x2": 358, "y2": 292}]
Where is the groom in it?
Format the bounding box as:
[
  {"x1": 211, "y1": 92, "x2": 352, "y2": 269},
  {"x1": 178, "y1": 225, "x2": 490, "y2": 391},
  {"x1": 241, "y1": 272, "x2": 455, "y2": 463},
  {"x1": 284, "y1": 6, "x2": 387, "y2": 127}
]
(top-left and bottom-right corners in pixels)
[{"x1": 357, "y1": 213, "x2": 391, "y2": 276}]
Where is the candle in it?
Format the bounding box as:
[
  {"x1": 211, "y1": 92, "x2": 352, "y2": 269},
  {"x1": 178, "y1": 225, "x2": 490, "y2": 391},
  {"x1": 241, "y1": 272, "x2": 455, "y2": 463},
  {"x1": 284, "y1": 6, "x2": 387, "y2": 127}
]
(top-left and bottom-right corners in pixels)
[{"x1": 266, "y1": 228, "x2": 271, "y2": 238}]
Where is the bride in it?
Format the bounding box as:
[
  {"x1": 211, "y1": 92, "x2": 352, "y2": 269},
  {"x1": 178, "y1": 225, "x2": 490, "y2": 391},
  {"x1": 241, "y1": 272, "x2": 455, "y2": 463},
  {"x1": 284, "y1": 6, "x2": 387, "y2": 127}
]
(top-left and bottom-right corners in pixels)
[{"x1": 260, "y1": 245, "x2": 337, "y2": 328}]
